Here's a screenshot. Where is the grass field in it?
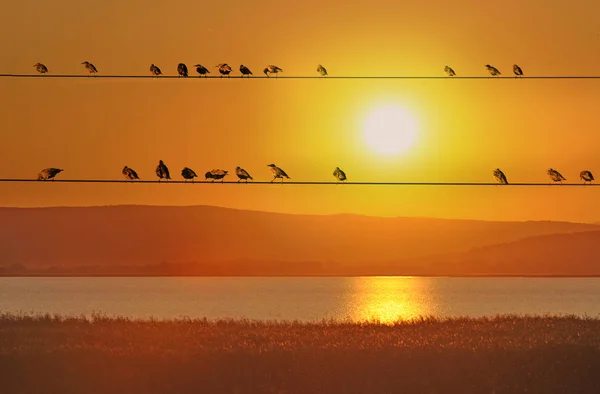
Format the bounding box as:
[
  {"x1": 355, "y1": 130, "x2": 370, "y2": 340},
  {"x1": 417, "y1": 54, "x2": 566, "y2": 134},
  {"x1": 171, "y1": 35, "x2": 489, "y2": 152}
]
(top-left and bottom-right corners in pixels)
[{"x1": 2, "y1": 313, "x2": 600, "y2": 393}]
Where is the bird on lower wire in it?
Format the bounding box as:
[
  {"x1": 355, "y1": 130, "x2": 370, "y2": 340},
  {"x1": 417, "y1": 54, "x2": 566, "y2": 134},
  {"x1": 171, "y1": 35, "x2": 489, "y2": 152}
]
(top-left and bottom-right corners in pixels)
[
  {"x1": 263, "y1": 65, "x2": 283, "y2": 77},
  {"x1": 547, "y1": 168, "x2": 566, "y2": 184},
  {"x1": 34, "y1": 63, "x2": 48, "y2": 74},
  {"x1": 268, "y1": 164, "x2": 289, "y2": 183},
  {"x1": 235, "y1": 167, "x2": 253, "y2": 182},
  {"x1": 181, "y1": 167, "x2": 198, "y2": 182},
  {"x1": 206, "y1": 169, "x2": 228, "y2": 182},
  {"x1": 194, "y1": 64, "x2": 210, "y2": 77},
  {"x1": 177, "y1": 63, "x2": 188, "y2": 77},
  {"x1": 37, "y1": 168, "x2": 63, "y2": 181},
  {"x1": 122, "y1": 166, "x2": 140, "y2": 181},
  {"x1": 239, "y1": 65, "x2": 252, "y2": 78},
  {"x1": 493, "y1": 168, "x2": 508, "y2": 185},
  {"x1": 150, "y1": 64, "x2": 162, "y2": 76},
  {"x1": 82, "y1": 61, "x2": 98, "y2": 75},
  {"x1": 485, "y1": 64, "x2": 501, "y2": 76},
  {"x1": 216, "y1": 64, "x2": 232, "y2": 77},
  {"x1": 580, "y1": 170, "x2": 594, "y2": 184},
  {"x1": 156, "y1": 160, "x2": 171, "y2": 181},
  {"x1": 513, "y1": 64, "x2": 523, "y2": 77}
]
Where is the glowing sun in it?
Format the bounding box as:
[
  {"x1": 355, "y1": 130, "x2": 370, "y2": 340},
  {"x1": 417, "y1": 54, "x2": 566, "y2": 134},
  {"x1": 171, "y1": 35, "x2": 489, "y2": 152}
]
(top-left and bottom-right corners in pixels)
[{"x1": 363, "y1": 105, "x2": 418, "y2": 156}]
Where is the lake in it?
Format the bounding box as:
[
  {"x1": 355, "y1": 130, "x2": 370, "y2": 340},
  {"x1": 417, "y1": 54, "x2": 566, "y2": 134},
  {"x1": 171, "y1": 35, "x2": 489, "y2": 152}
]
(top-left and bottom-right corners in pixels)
[{"x1": 2, "y1": 277, "x2": 600, "y2": 322}]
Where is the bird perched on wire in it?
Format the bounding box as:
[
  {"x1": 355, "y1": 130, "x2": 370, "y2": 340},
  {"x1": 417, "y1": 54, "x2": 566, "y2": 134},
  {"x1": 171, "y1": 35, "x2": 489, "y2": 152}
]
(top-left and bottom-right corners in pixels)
[
  {"x1": 37, "y1": 168, "x2": 63, "y2": 181},
  {"x1": 216, "y1": 64, "x2": 232, "y2": 77},
  {"x1": 122, "y1": 166, "x2": 140, "y2": 181},
  {"x1": 317, "y1": 64, "x2": 328, "y2": 77},
  {"x1": 33, "y1": 63, "x2": 48, "y2": 74},
  {"x1": 150, "y1": 64, "x2": 162, "y2": 76},
  {"x1": 513, "y1": 64, "x2": 523, "y2": 77},
  {"x1": 194, "y1": 64, "x2": 210, "y2": 77},
  {"x1": 239, "y1": 65, "x2": 252, "y2": 78},
  {"x1": 485, "y1": 64, "x2": 501, "y2": 76},
  {"x1": 235, "y1": 166, "x2": 253, "y2": 182},
  {"x1": 580, "y1": 170, "x2": 594, "y2": 184},
  {"x1": 267, "y1": 164, "x2": 289, "y2": 183},
  {"x1": 333, "y1": 167, "x2": 347, "y2": 182},
  {"x1": 177, "y1": 63, "x2": 188, "y2": 77},
  {"x1": 263, "y1": 65, "x2": 283, "y2": 77},
  {"x1": 547, "y1": 168, "x2": 566, "y2": 184},
  {"x1": 493, "y1": 168, "x2": 508, "y2": 185},
  {"x1": 181, "y1": 167, "x2": 198, "y2": 182},
  {"x1": 82, "y1": 61, "x2": 98, "y2": 74},
  {"x1": 444, "y1": 66, "x2": 456, "y2": 77},
  {"x1": 156, "y1": 160, "x2": 171, "y2": 181},
  {"x1": 205, "y1": 169, "x2": 228, "y2": 182}
]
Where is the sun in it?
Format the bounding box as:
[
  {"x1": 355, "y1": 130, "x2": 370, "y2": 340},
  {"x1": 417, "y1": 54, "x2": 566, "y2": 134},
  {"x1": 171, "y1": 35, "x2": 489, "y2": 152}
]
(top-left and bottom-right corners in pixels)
[{"x1": 363, "y1": 105, "x2": 418, "y2": 156}]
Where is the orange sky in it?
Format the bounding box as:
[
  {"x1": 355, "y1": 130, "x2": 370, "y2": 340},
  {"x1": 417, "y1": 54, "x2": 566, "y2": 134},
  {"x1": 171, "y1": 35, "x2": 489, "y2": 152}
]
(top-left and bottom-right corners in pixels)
[{"x1": 1, "y1": 0, "x2": 600, "y2": 222}]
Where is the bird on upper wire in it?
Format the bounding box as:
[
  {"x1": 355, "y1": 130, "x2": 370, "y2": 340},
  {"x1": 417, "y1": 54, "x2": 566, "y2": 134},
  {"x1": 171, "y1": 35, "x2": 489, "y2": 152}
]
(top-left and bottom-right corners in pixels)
[
  {"x1": 444, "y1": 66, "x2": 456, "y2": 77},
  {"x1": 547, "y1": 168, "x2": 566, "y2": 184},
  {"x1": 264, "y1": 65, "x2": 283, "y2": 77},
  {"x1": 513, "y1": 64, "x2": 524, "y2": 77},
  {"x1": 235, "y1": 167, "x2": 253, "y2": 182},
  {"x1": 181, "y1": 167, "x2": 198, "y2": 182},
  {"x1": 493, "y1": 168, "x2": 508, "y2": 185},
  {"x1": 122, "y1": 166, "x2": 140, "y2": 181},
  {"x1": 82, "y1": 61, "x2": 98, "y2": 75},
  {"x1": 268, "y1": 164, "x2": 289, "y2": 183},
  {"x1": 317, "y1": 64, "x2": 328, "y2": 77},
  {"x1": 177, "y1": 63, "x2": 188, "y2": 77},
  {"x1": 37, "y1": 168, "x2": 63, "y2": 181},
  {"x1": 156, "y1": 160, "x2": 171, "y2": 181},
  {"x1": 150, "y1": 64, "x2": 162, "y2": 76},
  {"x1": 580, "y1": 170, "x2": 594, "y2": 184},
  {"x1": 34, "y1": 63, "x2": 48, "y2": 74},
  {"x1": 333, "y1": 167, "x2": 347, "y2": 183},
  {"x1": 216, "y1": 64, "x2": 232, "y2": 77},
  {"x1": 485, "y1": 64, "x2": 501, "y2": 76},
  {"x1": 194, "y1": 64, "x2": 210, "y2": 77},
  {"x1": 239, "y1": 65, "x2": 252, "y2": 78}
]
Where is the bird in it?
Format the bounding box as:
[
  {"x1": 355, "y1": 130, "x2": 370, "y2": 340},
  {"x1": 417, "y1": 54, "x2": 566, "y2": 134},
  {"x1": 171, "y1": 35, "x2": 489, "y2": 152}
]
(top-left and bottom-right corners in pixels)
[
  {"x1": 235, "y1": 166, "x2": 253, "y2": 182},
  {"x1": 267, "y1": 164, "x2": 289, "y2": 183},
  {"x1": 547, "y1": 168, "x2": 566, "y2": 184},
  {"x1": 580, "y1": 170, "x2": 594, "y2": 184},
  {"x1": 444, "y1": 66, "x2": 456, "y2": 77},
  {"x1": 150, "y1": 64, "x2": 162, "y2": 76},
  {"x1": 122, "y1": 166, "x2": 140, "y2": 181},
  {"x1": 216, "y1": 64, "x2": 232, "y2": 77},
  {"x1": 333, "y1": 167, "x2": 347, "y2": 182},
  {"x1": 485, "y1": 64, "x2": 501, "y2": 76},
  {"x1": 263, "y1": 65, "x2": 283, "y2": 77},
  {"x1": 33, "y1": 63, "x2": 48, "y2": 74},
  {"x1": 205, "y1": 169, "x2": 228, "y2": 182},
  {"x1": 181, "y1": 167, "x2": 198, "y2": 182},
  {"x1": 156, "y1": 160, "x2": 171, "y2": 181},
  {"x1": 194, "y1": 64, "x2": 210, "y2": 77},
  {"x1": 37, "y1": 168, "x2": 63, "y2": 181},
  {"x1": 513, "y1": 64, "x2": 523, "y2": 77},
  {"x1": 493, "y1": 168, "x2": 508, "y2": 185},
  {"x1": 82, "y1": 61, "x2": 98, "y2": 74},
  {"x1": 177, "y1": 63, "x2": 188, "y2": 77},
  {"x1": 239, "y1": 65, "x2": 252, "y2": 78},
  {"x1": 317, "y1": 64, "x2": 328, "y2": 77}
]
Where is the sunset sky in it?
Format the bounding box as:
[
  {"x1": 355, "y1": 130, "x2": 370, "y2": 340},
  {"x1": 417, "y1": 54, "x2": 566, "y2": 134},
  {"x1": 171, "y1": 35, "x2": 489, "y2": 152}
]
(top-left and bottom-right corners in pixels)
[{"x1": 2, "y1": 0, "x2": 600, "y2": 222}]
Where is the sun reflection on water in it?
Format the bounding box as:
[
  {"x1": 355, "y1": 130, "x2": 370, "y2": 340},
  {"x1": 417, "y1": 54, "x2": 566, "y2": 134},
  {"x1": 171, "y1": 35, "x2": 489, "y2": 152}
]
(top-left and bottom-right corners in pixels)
[{"x1": 347, "y1": 276, "x2": 438, "y2": 323}]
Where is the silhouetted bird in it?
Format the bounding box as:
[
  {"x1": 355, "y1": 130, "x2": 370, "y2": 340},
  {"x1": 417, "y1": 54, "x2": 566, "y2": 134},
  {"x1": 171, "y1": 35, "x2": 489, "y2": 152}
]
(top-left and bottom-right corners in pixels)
[
  {"x1": 444, "y1": 66, "x2": 456, "y2": 76},
  {"x1": 333, "y1": 167, "x2": 347, "y2": 182},
  {"x1": 317, "y1": 64, "x2": 328, "y2": 77},
  {"x1": 239, "y1": 65, "x2": 252, "y2": 78},
  {"x1": 37, "y1": 168, "x2": 63, "y2": 181},
  {"x1": 205, "y1": 169, "x2": 228, "y2": 182},
  {"x1": 122, "y1": 166, "x2": 140, "y2": 181},
  {"x1": 580, "y1": 170, "x2": 594, "y2": 184},
  {"x1": 547, "y1": 168, "x2": 566, "y2": 184},
  {"x1": 267, "y1": 164, "x2": 289, "y2": 183},
  {"x1": 235, "y1": 166, "x2": 253, "y2": 182},
  {"x1": 82, "y1": 61, "x2": 98, "y2": 74},
  {"x1": 156, "y1": 160, "x2": 171, "y2": 181},
  {"x1": 216, "y1": 64, "x2": 232, "y2": 77},
  {"x1": 485, "y1": 64, "x2": 501, "y2": 76},
  {"x1": 181, "y1": 167, "x2": 198, "y2": 182},
  {"x1": 150, "y1": 64, "x2": 162, "y2": 76},
  {"x1": 34, "y1": 63, "x2": 48, "y2": 74},
  {"x1": 194, "y1": 64, "x2": 210, "y2": 77},
  {"x1": 493, "y1": 168, "x2": 508, "y2": 185},
  {"x1": 513, "y1": 64, "x2": 523, "y2": 77},
  {"x1": 263, "y1": 65, "x2": 283, "y2": 77},
  {"x1": 177, "y1": 63, "x2": 188, "y2": 77}
]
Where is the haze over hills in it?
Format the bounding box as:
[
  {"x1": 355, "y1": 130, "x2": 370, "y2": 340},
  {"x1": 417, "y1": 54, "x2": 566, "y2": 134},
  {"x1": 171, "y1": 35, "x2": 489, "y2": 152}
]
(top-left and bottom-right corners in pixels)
[{"x1": 0, "y1": 205, "x2": 598, "y2": 276}]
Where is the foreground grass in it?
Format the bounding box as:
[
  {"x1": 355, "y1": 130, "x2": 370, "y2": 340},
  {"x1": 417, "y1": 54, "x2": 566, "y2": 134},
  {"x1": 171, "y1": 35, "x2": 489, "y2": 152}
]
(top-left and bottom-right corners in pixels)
[{"x1": 2, "y1": 314, "x2": 600, "y2": 393}]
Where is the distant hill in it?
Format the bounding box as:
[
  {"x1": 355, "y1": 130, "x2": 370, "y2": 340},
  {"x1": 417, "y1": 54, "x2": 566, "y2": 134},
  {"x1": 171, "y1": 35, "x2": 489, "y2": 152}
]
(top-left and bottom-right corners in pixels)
[{"x1": 0, "y1": 205, "x2": 598, "y2": 276}]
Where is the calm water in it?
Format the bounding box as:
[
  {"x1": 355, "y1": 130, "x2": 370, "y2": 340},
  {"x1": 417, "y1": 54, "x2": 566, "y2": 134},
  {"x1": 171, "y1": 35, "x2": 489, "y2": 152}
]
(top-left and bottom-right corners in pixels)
[{"x1": 2, "y1": 277, "x2": 600, "y2": 322}]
